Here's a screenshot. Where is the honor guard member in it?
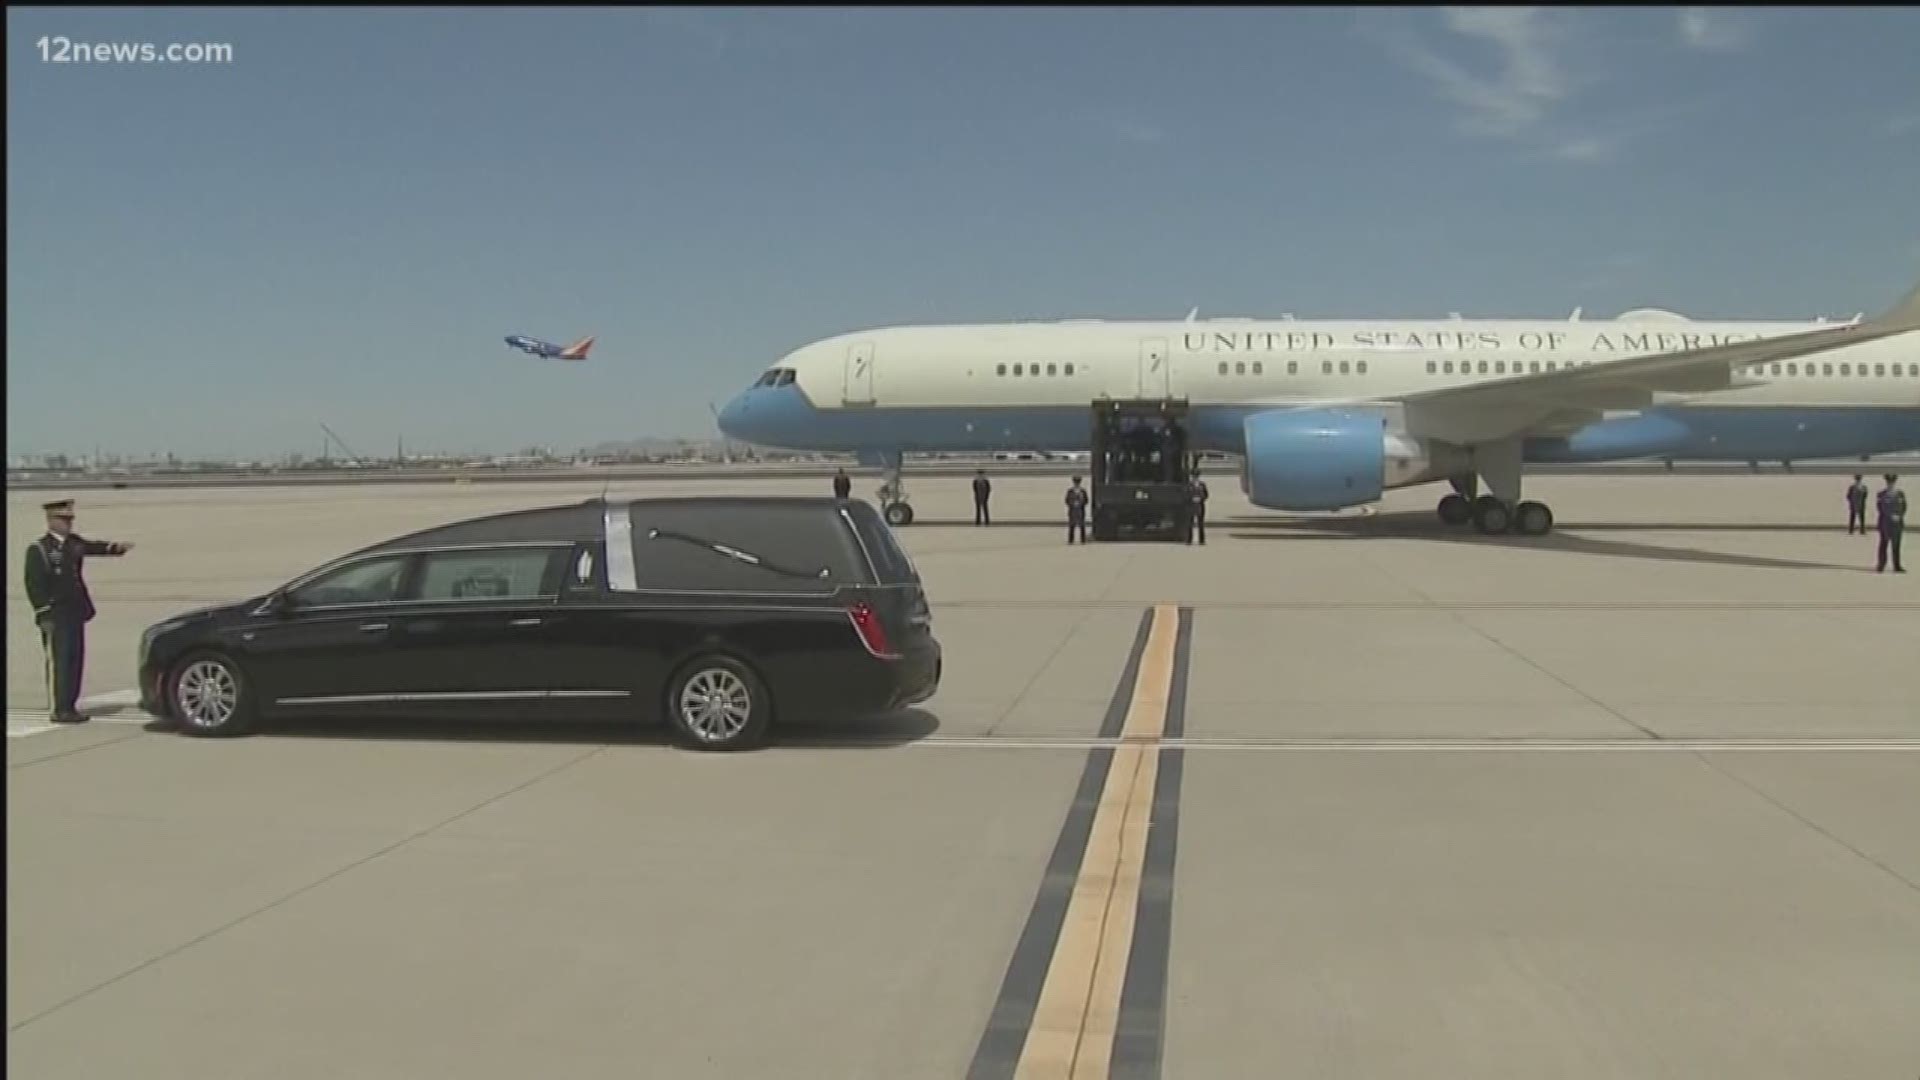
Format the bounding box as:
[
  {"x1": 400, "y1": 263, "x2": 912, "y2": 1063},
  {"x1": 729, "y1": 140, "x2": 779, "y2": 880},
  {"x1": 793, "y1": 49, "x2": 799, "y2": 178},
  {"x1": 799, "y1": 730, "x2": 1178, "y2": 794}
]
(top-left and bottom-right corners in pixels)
[
  {"x1": 1846, "y1": 474, "x2": 1870, "y2": 534},
  {"x1": 1875, "y1": 473, "x2": 1906, "y2": 573},
  {"x1": 1186, "y1": 469, "x2": 1210, "y2": 545},
  {"x1": 23, "y1": 499, "x2": 133, "y2": 723},
  {"x1": 832, "y1": 467, "x2": 852, "y2": 500},
  {"x1": 972, "y1": 469, "x2": 992, "y2": 526},
  {"x1": 1065, "y1": 476, "x2": 1089, "y2": 544}
]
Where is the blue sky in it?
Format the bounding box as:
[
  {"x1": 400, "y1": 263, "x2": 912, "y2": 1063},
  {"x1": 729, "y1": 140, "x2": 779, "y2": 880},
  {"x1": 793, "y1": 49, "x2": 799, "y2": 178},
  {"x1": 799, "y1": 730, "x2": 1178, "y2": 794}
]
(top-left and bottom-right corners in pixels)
[{"x1": 7, "y1": 6, "x2": 1918, "y2": 459}]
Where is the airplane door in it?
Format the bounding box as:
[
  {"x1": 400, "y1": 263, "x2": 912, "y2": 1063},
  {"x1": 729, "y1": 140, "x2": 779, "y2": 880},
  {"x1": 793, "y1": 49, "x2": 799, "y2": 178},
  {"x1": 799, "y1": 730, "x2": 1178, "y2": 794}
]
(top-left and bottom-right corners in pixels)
[
  {"x1": 844, "y1": 340, "x2": 876, "y2": 405},
  {"x1": 1138, "y1": 337, "x2": 1170, "y2": 398}
]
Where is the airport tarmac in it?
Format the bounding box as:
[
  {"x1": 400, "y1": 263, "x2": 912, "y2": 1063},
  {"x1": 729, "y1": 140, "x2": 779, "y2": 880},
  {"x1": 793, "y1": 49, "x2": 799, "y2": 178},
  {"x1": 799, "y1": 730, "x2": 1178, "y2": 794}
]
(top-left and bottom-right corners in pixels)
[{"x1": 7, "y1": 473, "x2": 1919, "y2": 1079}]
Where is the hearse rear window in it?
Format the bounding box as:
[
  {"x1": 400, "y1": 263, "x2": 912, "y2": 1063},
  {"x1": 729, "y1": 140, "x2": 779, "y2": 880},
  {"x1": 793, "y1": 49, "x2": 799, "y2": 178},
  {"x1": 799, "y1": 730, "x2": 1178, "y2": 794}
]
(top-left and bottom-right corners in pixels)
[
  {"x1": 842, "y1": 502, "x2": 919, "y2": 583},
  {"x1": 626, "y1": 504, "x2": 867, "y2": 592}
]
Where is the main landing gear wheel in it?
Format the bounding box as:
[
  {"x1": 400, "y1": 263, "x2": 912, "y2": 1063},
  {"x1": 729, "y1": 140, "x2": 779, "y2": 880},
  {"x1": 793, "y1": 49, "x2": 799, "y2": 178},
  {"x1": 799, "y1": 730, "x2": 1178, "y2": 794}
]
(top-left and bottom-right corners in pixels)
[
  {"x1": 884, "y1": 501, "x2": 915, "y2": 526},
  {"x1": 1471, "y1": 495, "x2": 1512, "y2": 535},
  {"x1": 1512, "y1": 500, "x2": 1554, "y2": 536},
  {"x1": 1437, "y1": 493, "x2": 1473, "y2": 526},
  {"x1": 1465, "y1": 497, "x2": 1555, "y2": 536}
]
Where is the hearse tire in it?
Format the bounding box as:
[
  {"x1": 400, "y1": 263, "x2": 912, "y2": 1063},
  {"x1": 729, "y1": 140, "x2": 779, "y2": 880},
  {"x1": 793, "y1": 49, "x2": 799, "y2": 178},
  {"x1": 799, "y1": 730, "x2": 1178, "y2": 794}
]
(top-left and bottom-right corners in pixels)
[
  {"x1": 168, "y1": 651, "x2": 255, "y2": 737},
  {"x1": 664, "y1": 654, "x2": 771, "y2": 751}
]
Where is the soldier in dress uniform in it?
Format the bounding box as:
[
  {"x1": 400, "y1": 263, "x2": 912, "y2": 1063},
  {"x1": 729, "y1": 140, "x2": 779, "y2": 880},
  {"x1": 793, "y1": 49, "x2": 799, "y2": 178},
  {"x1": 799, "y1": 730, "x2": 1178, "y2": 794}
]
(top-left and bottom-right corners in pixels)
[
  {"x1": 1846, "y1": 474, "x2": 1870, "y2": 534},
  {"x1": 22, "y1": 499, "x2": 133, "y2": 723},
  {"x1": 832, "y1": 468, "x2": 852, "y2": 500},
  {"x1": 972, "y1": 470, "x2": 992, "y2": 526},
  {"x1": 1065, "y1": 476, "x2": 1089, "y2": 544},
  {"x1": 1875, "y1": 473, "x2": 1907, "y2": 574}
]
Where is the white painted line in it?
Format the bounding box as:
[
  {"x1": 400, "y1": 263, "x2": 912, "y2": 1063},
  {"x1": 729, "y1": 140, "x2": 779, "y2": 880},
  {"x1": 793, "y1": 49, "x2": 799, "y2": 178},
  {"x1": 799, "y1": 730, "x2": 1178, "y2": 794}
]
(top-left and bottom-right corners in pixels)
[{"x1": 880, "y1": 736, "x2": 1920, "y2": 752}]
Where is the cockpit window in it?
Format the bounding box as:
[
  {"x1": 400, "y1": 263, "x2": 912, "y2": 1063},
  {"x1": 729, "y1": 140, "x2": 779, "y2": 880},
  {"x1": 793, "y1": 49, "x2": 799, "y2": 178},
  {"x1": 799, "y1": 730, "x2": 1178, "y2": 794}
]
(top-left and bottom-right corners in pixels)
[
  {"x1": 753, "y1": 368, "x2": 798, "y2": 388},
  {"x1": 776, "y1": 369, "x2": 796, "y2": 386}
]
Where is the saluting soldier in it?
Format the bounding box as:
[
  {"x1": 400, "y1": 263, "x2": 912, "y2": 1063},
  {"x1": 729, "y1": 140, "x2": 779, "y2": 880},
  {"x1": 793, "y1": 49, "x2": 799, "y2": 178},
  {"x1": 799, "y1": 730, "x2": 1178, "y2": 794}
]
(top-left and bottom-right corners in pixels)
[
  {"x1": 1186, "y1": 468, "x2": 1210, "y2": 545},
  {"x1": 23, "y1": 499, "x2": 134, "y2": 723},
  {"x1": 1875, "y1": 473, "x2": 1907, "y2": 573},
  {"x1": 1065, "y1": 476, "x2": 1089, "y2": 544}
]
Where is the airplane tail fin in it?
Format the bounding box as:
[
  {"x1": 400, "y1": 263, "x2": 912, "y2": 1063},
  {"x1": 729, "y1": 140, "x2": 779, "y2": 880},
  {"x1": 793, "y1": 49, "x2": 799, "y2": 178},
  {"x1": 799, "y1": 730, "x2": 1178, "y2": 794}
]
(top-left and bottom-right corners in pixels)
[
  {"x1": 559, "y1": 336, "x2": 595, "y2": 360},
  {"x1": 1877, "y1": 278, "x2": 1920, "y2": 332}
]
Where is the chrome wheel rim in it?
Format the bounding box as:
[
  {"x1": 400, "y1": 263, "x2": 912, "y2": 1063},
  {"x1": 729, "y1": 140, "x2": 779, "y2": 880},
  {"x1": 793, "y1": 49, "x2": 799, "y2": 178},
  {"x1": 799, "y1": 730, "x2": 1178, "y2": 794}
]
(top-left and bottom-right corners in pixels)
[
  {"x1": 176, "y1": 660, "x2": 238, "y2": 728},
  {"x1": 678, "y1": 668, "x2": 751, "y2": 742}
]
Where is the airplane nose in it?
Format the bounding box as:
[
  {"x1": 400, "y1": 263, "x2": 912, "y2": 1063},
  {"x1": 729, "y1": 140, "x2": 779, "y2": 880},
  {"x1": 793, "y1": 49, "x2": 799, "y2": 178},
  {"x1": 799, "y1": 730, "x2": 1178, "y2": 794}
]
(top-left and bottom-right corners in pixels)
[{"x1": 716, "y1": 392, "x2": 750, "y2": 440}]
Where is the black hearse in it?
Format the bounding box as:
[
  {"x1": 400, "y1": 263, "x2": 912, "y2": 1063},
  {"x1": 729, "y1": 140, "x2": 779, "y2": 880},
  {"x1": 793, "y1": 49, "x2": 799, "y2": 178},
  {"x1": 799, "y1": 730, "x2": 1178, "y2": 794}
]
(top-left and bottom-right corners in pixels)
[{"x1": 136, "y1": 496, "x2": 940, "y2": 750}]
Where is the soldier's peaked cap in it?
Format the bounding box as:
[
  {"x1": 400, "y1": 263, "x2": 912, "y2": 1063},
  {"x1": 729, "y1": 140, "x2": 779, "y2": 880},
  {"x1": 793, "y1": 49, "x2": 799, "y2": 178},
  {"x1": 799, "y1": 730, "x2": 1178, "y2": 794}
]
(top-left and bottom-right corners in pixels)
[{"x1": 42, "y1": 499, "x2": 74, "y2": 514}]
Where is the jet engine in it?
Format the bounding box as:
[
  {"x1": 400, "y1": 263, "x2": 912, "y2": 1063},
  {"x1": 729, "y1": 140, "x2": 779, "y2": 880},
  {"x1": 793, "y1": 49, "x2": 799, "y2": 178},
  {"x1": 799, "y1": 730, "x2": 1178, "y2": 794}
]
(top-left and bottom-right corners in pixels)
[{"x1": 1240, "y1": 407, "x2": 1465, "y2": 511}]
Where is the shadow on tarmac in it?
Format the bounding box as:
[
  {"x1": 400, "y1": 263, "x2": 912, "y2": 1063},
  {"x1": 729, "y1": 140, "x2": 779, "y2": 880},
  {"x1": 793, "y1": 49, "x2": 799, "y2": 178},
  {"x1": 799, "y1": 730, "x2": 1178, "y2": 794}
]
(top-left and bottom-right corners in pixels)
[
  {"x1": 138, "y1": 707, "x2": 943, "y2": 750},
  {"x1": 1222, "y1": 512, "x2": 1869, "y2": 571}
]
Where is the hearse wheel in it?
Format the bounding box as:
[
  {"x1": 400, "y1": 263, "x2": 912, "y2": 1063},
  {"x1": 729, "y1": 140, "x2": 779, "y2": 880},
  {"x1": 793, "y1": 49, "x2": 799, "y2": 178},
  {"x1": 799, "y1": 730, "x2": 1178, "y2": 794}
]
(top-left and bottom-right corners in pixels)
[
  {"x1": 666, "y1": 655, "x2": 771, "y2": 751},
  {"x1": 169, "y1": 652, "x2": 254, "y2": 737},
  {"x1": 884, "y1": 501, "x2": 915, "y2": 526}
]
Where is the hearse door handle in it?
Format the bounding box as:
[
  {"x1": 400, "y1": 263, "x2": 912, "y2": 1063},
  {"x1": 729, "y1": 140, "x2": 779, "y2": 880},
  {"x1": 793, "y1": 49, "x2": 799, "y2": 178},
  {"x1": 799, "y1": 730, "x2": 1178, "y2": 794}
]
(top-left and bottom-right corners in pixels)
[
  {"x1": 358, "y1": 622, "x2": 389, "y2": 633},
  {"x1": 509, "y1": 617, "x2": 543, "y2": 627}
]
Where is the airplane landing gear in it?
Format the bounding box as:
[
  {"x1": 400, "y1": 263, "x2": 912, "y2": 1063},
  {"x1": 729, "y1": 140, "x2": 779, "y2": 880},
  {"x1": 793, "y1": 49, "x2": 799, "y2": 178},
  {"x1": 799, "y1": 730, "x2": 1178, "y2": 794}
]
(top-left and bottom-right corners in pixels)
[
  {"x1": 877, "y1": 451, "x2": 914, "y2": 526},
  {"x1": 1436, "y1": 447, "x2": 1556, "y2": 537}
]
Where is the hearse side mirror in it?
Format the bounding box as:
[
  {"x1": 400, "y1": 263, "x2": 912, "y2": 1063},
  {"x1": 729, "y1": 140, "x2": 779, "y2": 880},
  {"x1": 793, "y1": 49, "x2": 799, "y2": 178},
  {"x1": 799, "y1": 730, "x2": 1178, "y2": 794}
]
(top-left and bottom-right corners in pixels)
[{"x1": 260, "y1": 592, "x2": 291, "y2": 616}]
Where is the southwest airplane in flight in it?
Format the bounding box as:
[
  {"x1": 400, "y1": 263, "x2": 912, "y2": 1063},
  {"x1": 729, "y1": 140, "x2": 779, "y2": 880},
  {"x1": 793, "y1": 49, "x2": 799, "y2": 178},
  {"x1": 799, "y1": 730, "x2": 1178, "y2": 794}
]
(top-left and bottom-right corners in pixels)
[
  {"x1": 505, "y1": 333, "x2": 595, "y2": 361},
  {"x1": 716, "y1": 276, "x2": 1920, "y2": 538}
]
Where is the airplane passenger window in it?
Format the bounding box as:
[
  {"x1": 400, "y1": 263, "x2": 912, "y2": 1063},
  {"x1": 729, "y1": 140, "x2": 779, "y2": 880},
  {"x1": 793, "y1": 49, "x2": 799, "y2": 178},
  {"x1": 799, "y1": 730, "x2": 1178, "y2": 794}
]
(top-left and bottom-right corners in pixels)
[
  {"x1": 1013, "y1": 364, "x2": 1023, "y2": 376},
  {"x1": 1495, "y1": 361, "x2": 1507, "y2": 374},
  {"x1": 1788, "y1": 363, "x2": 1798, "y2": 376},
  {"x1": 1338, "y1": 361, "x2": 1350, "y2": 374},
  {"x1": 1530, "y1": 361, "x2": 1541, "y2": 373},
  {"x1": 1287, "y1": 361, "x2": 1298, "y2": 375},
  {"x1": 1823, "y1": 363, "x2": 1834, "y2": 375},
  {"x1": 1064, "y1": 363, "x2": 1075, "y2": 376},
  {"x1": 1322, "y1": 361, "x2": 1333, "y2": 374},
  {"x1": 1443, "y1": 361, "x2": 1455, "y2": 374},
  {"x1": 1218, "y1": 362, "x2": 1228, "y2": 375},
  {"x1": 1047, "y1": 363, "x2": 1057, "y2": 376},
  {"x1": 1770, "y1": 364, "x2": 1782, "y2": 375},
  {"x1": 1252, "y1": 361, "x2": 1264, "y2": 374},
  {"x1": 1426, "y1": 361, "x2": 1437, "y2": 374},
  {"x1": 1546, "y1": 361, "x2": 1558, "y2": 371},
  {"x1": 1875, "y1": 363, "x2": 1886, "y2": 376},
  {"x1": 1236, "y1": 361, "x2": 1246, "y2": 375},
  {"x1": 1356, "y1": 360, "x2": 1367, "y2": 374},
  {"x1": 997, "y1": 364, "x2": 1007, "y2": 376},
  {"x1": 1477, "y1": 360, "x2": 1490, "y2": 374},
  {"x1": 1840, "y1": 364, "x2": 1851, "y2": 375}
]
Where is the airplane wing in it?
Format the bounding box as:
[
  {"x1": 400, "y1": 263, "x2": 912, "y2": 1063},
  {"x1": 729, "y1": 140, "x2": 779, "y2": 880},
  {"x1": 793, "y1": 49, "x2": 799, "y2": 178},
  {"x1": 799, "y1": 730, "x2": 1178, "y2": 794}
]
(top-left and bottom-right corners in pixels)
[{"x1": 1391, "y1": 280, "x2": 1920, "y2": 445}]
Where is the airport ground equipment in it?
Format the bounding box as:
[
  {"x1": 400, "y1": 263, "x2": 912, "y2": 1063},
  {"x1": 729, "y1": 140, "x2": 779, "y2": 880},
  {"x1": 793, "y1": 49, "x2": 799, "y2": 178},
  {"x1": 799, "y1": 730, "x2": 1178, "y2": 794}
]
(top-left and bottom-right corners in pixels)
[{"x1": 1088, "y1": 397, "x2": 1195, "y2": 542}]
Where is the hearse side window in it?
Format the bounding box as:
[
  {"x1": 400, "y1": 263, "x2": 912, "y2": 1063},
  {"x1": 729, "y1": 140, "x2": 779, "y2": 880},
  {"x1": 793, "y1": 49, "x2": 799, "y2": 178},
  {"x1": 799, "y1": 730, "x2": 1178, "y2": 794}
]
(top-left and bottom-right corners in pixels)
[
  {"x1": 413, "y1": 547, "x2": 562, "y2": 601},
  {"x1": 286, "y1": 555, "x2": 410, "y2": 608},
  {"x1": 626, "y1": 504, "x2": 867, "y2": 592}
]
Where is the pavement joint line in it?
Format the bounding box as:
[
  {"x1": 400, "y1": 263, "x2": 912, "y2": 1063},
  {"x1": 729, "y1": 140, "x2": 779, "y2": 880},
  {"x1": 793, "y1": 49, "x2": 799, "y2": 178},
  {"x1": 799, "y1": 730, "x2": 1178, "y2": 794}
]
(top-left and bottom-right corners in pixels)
[{"x1": 4, "y1": 743, "x2": 611, "y2": 1035}]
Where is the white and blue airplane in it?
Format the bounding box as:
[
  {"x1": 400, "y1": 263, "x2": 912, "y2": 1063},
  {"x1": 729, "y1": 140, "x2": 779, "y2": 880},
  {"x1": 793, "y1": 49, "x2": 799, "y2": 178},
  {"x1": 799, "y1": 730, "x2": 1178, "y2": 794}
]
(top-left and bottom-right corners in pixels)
[{"x1": 716, "y1": 280, "x2": 1920, "y2": 536}]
